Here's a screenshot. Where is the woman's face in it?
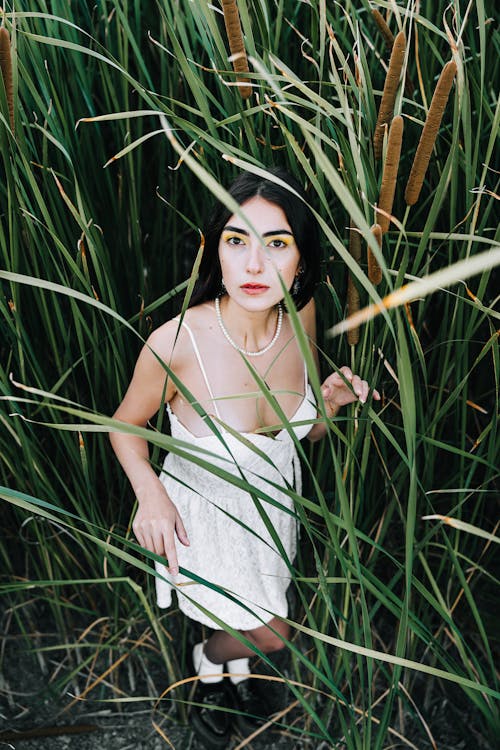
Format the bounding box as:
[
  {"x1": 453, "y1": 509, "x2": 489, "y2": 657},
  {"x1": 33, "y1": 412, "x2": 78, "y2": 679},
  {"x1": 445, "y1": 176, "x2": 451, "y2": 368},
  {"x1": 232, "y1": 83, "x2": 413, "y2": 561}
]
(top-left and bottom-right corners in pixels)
[{"x1": 218, "y1": 196, "x2": 301, "y2": 310}]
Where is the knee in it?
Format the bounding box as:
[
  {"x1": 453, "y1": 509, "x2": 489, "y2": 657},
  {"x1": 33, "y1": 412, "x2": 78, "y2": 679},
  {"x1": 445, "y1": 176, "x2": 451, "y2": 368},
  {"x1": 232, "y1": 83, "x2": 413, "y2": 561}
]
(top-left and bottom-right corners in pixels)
[{"x1": 245, "y1": 621, "x2": 290, "y2": 654}]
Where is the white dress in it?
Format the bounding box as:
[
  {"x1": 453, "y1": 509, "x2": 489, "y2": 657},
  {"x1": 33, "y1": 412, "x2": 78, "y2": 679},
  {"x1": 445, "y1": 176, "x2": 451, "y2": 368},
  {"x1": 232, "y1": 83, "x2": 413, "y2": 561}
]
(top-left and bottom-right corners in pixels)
[{"x1": 154, "y1": 319, "x2": 316, "y2": 631}]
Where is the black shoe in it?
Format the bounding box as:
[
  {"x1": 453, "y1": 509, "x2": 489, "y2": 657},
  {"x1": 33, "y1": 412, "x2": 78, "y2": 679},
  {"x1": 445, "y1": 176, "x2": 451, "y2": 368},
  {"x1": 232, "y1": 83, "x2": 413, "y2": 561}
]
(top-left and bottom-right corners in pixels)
[
  {"x1": 231, "y1": 678, "x2": 270, "y2": 736},
  {"x1": 190, "y1": 680, "x2": 232, "y2": 749}
]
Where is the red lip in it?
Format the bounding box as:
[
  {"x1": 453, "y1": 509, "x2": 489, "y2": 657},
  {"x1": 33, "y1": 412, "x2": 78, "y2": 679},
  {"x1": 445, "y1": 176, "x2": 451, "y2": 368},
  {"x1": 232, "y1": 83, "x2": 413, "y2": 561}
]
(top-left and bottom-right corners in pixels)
[{"x1": 241, "y1": 284, "x2": 269, "y2": 289}]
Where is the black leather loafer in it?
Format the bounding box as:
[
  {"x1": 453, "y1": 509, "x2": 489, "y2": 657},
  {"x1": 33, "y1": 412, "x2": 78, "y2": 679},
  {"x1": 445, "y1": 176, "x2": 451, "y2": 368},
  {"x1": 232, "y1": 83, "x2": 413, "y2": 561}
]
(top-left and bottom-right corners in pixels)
[
  {"x1": 190, "y1": 680, "x2": 233, "y2": 749},
  {"x1": 231, "y1": 678, "x2": 270, "y2": 736}
]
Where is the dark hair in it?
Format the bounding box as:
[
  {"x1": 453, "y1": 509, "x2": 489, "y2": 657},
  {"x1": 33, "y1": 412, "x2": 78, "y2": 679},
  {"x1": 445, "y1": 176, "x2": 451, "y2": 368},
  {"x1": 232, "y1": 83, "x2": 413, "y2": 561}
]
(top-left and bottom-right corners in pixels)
[{"x1": 189, "y1": 167, "x2": 320, "y2": 310}]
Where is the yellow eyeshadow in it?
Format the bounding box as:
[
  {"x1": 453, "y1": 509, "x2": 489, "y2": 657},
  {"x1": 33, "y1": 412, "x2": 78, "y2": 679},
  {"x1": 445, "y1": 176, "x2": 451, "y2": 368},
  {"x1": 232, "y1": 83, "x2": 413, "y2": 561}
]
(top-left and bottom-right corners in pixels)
[
  {"x1": 222, "y1": 231, "x2": 246, "y2": 242},
  {"x1": 221, "y1": 231, "x2": 294, "y2": 246},
  {"x1": 266, "y1": 235, "x2": 294, "y2": 245}
]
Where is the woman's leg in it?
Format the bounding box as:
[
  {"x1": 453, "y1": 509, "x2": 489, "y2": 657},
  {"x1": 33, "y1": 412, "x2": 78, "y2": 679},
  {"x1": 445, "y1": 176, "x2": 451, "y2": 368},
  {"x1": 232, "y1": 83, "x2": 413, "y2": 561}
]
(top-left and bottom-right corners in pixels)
[{"x1": 203, "y1": 617, "x2": 290, "y2": 663}]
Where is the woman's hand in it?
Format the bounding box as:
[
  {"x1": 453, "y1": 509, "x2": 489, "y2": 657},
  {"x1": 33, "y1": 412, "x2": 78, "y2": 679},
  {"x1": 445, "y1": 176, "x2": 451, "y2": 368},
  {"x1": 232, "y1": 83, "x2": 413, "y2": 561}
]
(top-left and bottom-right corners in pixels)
[
  {"x1": 321, "y1": 366, "x2": 381, "y2": 417},
  {"x1": 132, "y1": 482, "x2": 190, "y2": 576}
]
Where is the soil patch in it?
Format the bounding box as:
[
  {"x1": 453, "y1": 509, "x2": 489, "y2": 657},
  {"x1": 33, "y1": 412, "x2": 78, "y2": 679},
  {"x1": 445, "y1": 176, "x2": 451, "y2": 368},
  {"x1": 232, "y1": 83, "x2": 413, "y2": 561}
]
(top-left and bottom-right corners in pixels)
[{"x1": 0, "y1": 608, "x2": 494, "y2": 749}]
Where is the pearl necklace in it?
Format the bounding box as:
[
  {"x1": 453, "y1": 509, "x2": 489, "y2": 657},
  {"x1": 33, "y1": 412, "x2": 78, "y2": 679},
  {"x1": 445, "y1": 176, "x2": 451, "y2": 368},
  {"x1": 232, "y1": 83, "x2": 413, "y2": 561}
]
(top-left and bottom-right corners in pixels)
[{"x1": 215, "y1": 296, "x2": 283, "y2": 357}]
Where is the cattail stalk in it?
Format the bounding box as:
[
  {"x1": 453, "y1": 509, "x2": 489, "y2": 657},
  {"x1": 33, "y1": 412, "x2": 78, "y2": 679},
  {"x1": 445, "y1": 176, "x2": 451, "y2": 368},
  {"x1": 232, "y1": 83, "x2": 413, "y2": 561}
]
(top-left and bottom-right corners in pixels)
[
  {"x1": 405, "y1": 60, "x2": 457, "y2": 205},
  {"x1": 373, "y1": 30, "x2": 406, "y2": 160},
  {"x1": 0, "y1": 26, "x2": 14, "y2": 132},
  {"x1": 221, "y1": 0, "x2": 252, "y2": 100},
  {"x1": 347, "y1": 224, "x2": 361, "y2": 345},
  {"x1": 368, "y1": 223, "x2": 383, "y2": 285},
  {"x1": 376, "y1": 115, "x2": 404, "y2": 233}
]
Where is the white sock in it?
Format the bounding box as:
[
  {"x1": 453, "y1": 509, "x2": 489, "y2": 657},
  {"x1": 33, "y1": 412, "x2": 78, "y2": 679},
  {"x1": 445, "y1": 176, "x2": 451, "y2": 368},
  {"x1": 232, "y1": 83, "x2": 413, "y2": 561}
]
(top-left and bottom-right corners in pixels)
[
  {"x1": 192, "y1": 641, "x2": 223, "y2": 684},
  {"x1": 226, "y1": 656, "x2": 250, "y2": 685}
]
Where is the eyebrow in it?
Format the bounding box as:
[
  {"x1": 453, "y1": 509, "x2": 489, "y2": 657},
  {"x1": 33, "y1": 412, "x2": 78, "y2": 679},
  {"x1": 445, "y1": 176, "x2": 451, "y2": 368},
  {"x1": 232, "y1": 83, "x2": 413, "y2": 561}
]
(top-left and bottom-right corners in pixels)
[{"x1": 222, "y1": 225, "x2": 294, "y2": 237}]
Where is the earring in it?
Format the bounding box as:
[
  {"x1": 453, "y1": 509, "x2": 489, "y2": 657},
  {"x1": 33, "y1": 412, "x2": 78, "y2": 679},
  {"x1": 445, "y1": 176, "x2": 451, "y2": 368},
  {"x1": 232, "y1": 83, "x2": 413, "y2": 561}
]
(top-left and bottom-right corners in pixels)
[
  {"x1": 292, "y1": 267, "x2": 303, "y2": 296},
  {"x1": 220, "y1": 278, "x2": 226, "y2": 293}
]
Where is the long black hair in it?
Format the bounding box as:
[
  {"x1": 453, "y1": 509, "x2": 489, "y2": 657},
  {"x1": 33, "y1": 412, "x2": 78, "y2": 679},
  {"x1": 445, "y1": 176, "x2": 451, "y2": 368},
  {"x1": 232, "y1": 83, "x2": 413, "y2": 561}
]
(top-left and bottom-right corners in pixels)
[{"x1": 189, "y1": 167, "x2": 321, "y2": 310}]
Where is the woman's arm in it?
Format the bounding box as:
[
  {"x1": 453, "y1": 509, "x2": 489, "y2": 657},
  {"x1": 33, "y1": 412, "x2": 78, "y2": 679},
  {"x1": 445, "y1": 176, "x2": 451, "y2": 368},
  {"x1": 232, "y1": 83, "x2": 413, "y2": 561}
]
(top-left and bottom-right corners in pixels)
[
  {"x1": 110, "y1": 322, "x2": 189, "y2": 575},
  {"x1": 299, "y1": 299, "x2": 380, "y2": 443}
]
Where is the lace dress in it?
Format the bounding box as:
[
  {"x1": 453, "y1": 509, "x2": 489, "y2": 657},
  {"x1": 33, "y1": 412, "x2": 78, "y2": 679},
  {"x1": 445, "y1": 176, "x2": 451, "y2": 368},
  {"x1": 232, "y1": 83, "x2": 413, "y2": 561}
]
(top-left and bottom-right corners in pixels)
[{"x1": 154, "y1": 319, "x2": 316, "y2": 631}]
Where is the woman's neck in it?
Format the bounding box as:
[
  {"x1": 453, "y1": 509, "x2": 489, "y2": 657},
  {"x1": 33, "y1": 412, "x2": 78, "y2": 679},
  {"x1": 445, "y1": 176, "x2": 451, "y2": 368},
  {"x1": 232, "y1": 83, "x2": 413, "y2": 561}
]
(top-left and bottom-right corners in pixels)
[{"x1": 217, "y1": 295, "x2": 281, "y2": 352}]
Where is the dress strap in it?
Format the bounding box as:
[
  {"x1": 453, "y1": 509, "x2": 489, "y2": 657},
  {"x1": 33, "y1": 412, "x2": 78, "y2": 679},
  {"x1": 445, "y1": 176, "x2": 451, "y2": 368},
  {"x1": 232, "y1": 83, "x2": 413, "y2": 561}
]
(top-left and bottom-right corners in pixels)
[{"x1": 173, "y1": 316, "x2": 222, "y2": 420}]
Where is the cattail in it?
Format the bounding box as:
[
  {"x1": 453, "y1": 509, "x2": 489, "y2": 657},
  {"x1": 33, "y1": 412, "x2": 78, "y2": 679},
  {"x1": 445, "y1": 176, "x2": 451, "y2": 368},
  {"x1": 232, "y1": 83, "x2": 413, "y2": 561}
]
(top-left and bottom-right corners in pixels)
[
  {"x1": 221, "y1": 0, "x2": 252, "y2": 100},
  {"x1": 376, "y1": 115, "x2": 404, "y2": 233},
  {"x1": 372, "y1": 11, "x2": 414, "y2": 98},
  {"x1": 373, "y1": 30, "x2": 406, "y2": 160},
  {"x1": 347, "y1": 224, "x2": 361, "y2": 345},
  {"x1": 368, "y1": 223, "x2": 383, "y2": 285},
  {"x1": 372, "y1": 9, "x2": 394, "y2": 48},
  {"x1": 0, "y1": 26, "x2": 14, "y2": 132},
  {"x1": 405, "y1": 60, "x2": 457, "y2": 205}
]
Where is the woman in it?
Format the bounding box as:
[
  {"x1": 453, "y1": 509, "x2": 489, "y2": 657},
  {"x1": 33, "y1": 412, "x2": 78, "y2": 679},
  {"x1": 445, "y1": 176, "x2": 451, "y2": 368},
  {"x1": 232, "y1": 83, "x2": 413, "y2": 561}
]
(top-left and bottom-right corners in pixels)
[{"x1": 110, "y1": 168, "x2": 379, "y2": 747}]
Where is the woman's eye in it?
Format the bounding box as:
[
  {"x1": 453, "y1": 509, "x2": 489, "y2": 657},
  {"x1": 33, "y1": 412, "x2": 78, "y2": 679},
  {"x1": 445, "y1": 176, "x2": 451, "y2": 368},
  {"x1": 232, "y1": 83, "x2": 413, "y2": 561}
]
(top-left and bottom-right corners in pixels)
[
  {"x1": 268, "y1": 238, "x2": 287, "y2": 248},
  {"x1": 227, "y1": 236, "x2": 245, "y2": 245}
]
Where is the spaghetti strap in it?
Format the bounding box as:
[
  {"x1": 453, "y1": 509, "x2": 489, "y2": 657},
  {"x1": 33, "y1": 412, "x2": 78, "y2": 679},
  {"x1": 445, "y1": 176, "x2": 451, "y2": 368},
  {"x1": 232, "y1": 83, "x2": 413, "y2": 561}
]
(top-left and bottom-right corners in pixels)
[{"x1": 173, "y1": 317, "x2": 222, "y2": 419}]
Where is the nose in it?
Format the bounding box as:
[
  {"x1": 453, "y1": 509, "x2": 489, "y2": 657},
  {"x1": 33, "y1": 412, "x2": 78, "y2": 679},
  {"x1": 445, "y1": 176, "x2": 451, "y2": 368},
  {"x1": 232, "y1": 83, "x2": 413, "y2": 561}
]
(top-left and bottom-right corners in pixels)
[{"x1": 245, "y1": 240, "x2": 265, "y2": 274}]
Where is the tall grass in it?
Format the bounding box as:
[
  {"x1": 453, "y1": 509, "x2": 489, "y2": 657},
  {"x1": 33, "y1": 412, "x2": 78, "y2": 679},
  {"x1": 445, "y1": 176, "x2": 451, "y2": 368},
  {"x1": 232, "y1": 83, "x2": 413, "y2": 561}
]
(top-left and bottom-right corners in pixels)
[{"x1": 1, "y1": 1, "x2": 499, "y2": 746}]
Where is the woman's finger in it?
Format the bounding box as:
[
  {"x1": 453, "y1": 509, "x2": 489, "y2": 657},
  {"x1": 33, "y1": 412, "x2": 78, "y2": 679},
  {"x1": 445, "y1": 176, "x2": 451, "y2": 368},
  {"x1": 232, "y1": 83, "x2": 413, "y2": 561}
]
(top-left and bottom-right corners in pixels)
[
  {"x1": 163, "y1": 532, "x2": 179, "y2": 576},
  {"x1": 175, "y1": 512, "x2": 190, "y2": 547},
  {"x1": 151, "y1": 526, "x2": 168, "y2": 557},
  {"x1": 132, "y1": 518, "x2": 148, "y2": 548},
  {"x1": 322, "y1": 371, "x2": 345, "y2": 393},
  {"x1": 360, "y1": 380, "x2": 369, "y2": 403},
  {"x1": 351, "y1": 374, "x2": 363, "y2": 394},
  {"x1": 339, "y1": 366, "x2": 353, "y2": 381},
  {"x1": 141, "y1": 529, "x2": 156, "y2": 556},
  {"x1": 133, "y1": 525, "x2": 145, "y2": 549}
]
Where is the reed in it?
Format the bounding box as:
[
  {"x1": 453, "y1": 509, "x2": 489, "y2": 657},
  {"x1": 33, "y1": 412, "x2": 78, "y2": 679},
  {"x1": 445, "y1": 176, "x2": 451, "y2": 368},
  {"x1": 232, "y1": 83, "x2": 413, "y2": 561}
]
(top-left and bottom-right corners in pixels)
[
  {"x1": 221, "y1": 0, "x2": 252, "y2": 99},
  {"x1": 373, "y1": 30, "x2": 406, "y2": 160},
  {"x1": 376, "y1": 115, "x2": 404, "y2": 233},
  {"x1": 346, "y1": 224, "x2": 361, "y2": 346},
  {"x1": 367, "y1": 223, "x2": 383, "y2": 285},
  {"x1": 0, "y1": 26, "x2": 14, "y2": 132},
  {"x1": 405, "y1": 60, "x2": 457, "y2": 205}
]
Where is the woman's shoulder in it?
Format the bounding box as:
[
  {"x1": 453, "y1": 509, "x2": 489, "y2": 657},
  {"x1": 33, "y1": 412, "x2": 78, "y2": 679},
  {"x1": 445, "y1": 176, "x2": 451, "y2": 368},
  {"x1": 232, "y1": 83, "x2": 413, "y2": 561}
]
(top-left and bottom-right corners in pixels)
[
  {"x1": 146, "y1": 303, "x2": 215, "y2": 358},
  {"x1": 182, "y1": 301, "x2": 216, "y2": 328}
]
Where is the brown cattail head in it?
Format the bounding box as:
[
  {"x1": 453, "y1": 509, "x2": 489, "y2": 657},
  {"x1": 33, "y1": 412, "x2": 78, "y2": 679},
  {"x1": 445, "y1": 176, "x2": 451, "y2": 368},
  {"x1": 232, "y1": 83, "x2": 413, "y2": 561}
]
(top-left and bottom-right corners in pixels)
[
  {"x1": 404, "y1": 60, "x2": 457, "y2": 205},
  {"x1": 348, "y1": 222, "x2": 362, "y2": 262},
  {"x1": 0, "y1": 26, "x2": 14, "y2": 132},
  {"x1": 372, "y1": 9, "x2": 395, "y2": 48},
  {"x1": 376, "y1": 115, "x2": 404, "y2": 233},
  {"x1": 347, "y1": 223, "x2": 362, "y2": 345},
  {"x1": 373, "y1": 30, "x2": 406, "y2": 160},
  {"x1": 368, "y1": 223, "x2": 383, "y2": 285},
  {"x1": 346, "y1": 273, "x2": 360, "y2": 345},
  {"x1": 372, "y1": 12, "x2": 414, "y2": 97},
  {"x1": 221, "y1": 0, "x2": 252, "y2": 100}
]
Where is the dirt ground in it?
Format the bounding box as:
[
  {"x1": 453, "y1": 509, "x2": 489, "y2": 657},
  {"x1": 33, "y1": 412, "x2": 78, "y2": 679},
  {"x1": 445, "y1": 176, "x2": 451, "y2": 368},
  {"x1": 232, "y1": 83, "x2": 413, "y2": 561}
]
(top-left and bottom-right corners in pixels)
[
  {"x1": 0, "y1": 623, "x2": 494, "y2": 750},
  {"x1": 0, "y1": 628, "x2": 308, "y2": 750}
]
